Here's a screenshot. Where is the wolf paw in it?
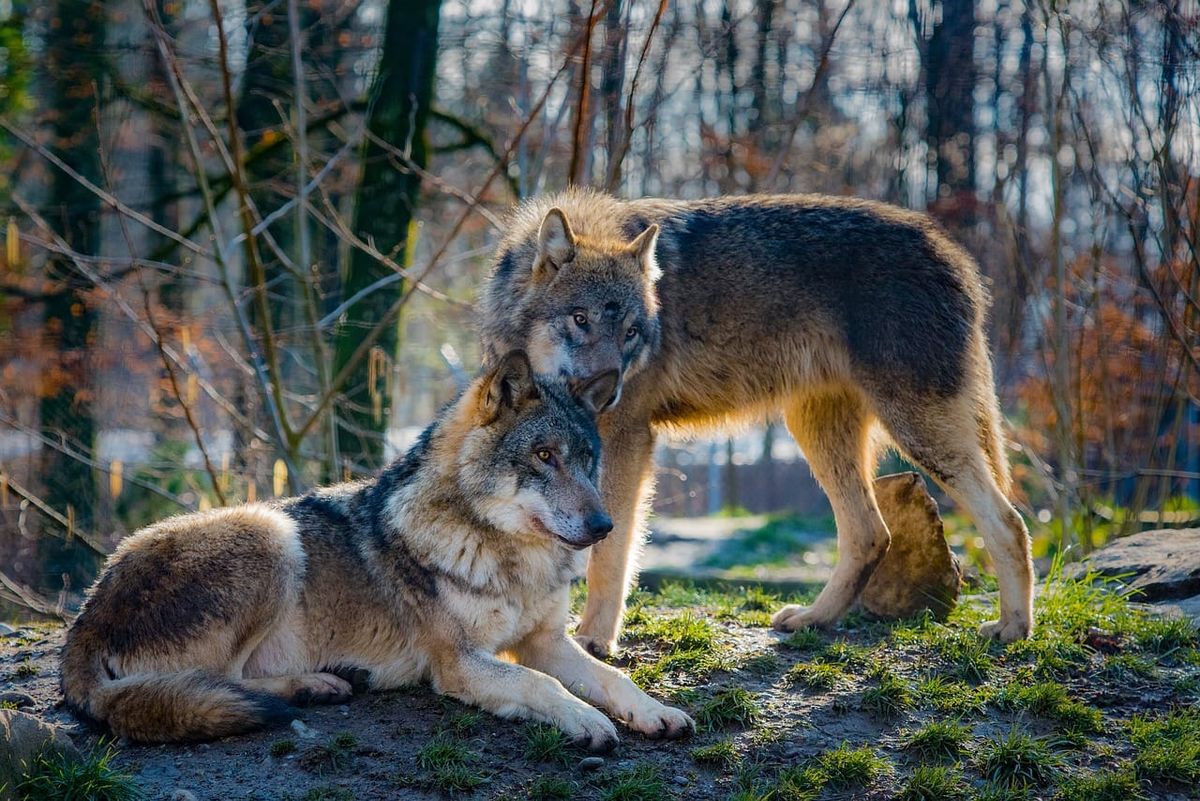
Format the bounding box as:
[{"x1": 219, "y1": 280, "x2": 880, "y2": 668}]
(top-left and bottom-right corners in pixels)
[
  {"x1": 289, "y1": 673, "x2": 353, "y2": 707},
  {"x1": 979, "y1": 618, "x2": 1031, "y2": 643},
  {"x1": 574, "y1": 633, "x2": 618, "y2": 660},
  {"x1": 558, "y1": 705, "x2": 620, "y2": 753},
  {"x1": 771, "y1": 604, "x2": 832, "y2": 633},
  {"x1": 626, "y1": 702, "x2": 695, "y2": 741}
]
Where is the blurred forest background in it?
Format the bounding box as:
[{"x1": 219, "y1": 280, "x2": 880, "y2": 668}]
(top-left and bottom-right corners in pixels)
[{"x1": 0, "y1": 0, "x2": 1197, "y2": 615}]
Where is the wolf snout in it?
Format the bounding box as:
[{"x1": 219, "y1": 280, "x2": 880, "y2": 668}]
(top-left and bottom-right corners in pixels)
[{"x1": 585, "y1": 511, "x2": 614, "y2": 541}]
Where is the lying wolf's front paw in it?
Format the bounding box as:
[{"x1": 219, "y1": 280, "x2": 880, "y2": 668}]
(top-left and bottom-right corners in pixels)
[
  {"x1": 979, "y1": 617, "x2": 1032, "y2": 643},
  {"x1": 574, "y1": 633, "x2": 618, "y2": 660},
  {"x1": 770, "y1": 604, "x2": 830, "y2": 632},
  {"x1": 290, "y1": 673, "x2": 353, "y2": 706},
  {"x1": 559, "y1": 705, "x2": 620, "y2": 753},
  {"x1": 626, "y1": 702, "x2": 695, "y2": 741}
]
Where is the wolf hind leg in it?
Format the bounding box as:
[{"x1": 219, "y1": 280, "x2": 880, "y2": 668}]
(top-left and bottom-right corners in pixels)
[
  {"x1": 875, "y1": 389, "x2": 1033, "y2": 642},
  {"x1": 241, "y1": 673, "x2": 352, "y2": 706},
  {"x1": 772, "y1": 388, "x2": 891, "y2": 632},
  {"x1": 576, "y1": 416, "x2": 656, "y2": 657}
]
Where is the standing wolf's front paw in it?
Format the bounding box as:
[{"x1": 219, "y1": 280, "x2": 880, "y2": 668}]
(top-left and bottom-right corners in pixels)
[
  {"x1": 557, "y1": 705, "x2": 620, "y2": 753},
  {"x1": 771, "y1": 604, "x2": 833, "y2": 632},
  {"x1": 574, "y1": 633, "x2": 618, "y2": 660},
  {"x1": 979, "y1": 617, "x2": 1032, "y2": 643},
  {"x1": 625, "y1": 701, "x2": 695, "y2": 741}
]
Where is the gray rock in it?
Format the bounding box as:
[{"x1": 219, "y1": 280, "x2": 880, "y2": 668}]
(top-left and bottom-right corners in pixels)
[
  {"x1": 1077, "y1": 528, "x2": 1200, "y2": 602},
  {"x1": 860, "y1": 472, "x2": 961, "y2": 620},
  {"x1": 290, "y1": 719, "x2": 319, "y2": 739},
  {"x1": 170, "y1": 791, "x2": 198, "y2": 801},
  {"x1": 0, "y1": 709, "x2": 81, "y2": 800},
  {"x1": 672, "y1": 775, "x2": 689, "y2": 786},
  {"x1": 0, "y1": 624, "x2": 14, "y2": 636},
  {"x1": 577, "y1": 756, "x2": 605, "y2": 771},
  {"x1": 0, "y1": 692, "x2": 34, "y2": 710}
]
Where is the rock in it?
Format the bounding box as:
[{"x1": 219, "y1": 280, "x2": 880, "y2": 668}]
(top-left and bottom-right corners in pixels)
[
  {"x1": 577, "y1": 756, "x2": 605, "y2": 771},
  {"x1": 290, "y1": 719, "x2": 319, "y2": 739},
  {"x1": 672, "y1": 775, "x2": 689, "y2": 786},
  {"x1": 0, "y1": 624, "x2": 14, "y2": 636},
  {"x1": 0, "y1": 693, "x2": 34, "y2": 710},
  {"x1": 170, "y1": 791, "x2": 198, "y2": 801},
  {"x1": 1076, "y1": 528, "x2": 1200, "y2": 602},
  {"x1": 0, "y1": 710, "x2": 81, "y2": 800},
  {"x1": 860, "y1": 472, "x2": 961, "y2": 620}
]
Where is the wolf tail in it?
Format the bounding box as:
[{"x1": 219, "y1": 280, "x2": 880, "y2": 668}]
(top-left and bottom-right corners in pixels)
[{"x1": 61, "y1": 634, "x2": 291, "y2": 743}]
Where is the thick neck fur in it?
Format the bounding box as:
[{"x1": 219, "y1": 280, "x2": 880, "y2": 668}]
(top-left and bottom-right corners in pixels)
[{"x1": 360, "y1": 397, "x2": 579, "y2": 598}]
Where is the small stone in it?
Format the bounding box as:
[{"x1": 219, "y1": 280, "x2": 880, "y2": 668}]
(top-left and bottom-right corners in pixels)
[
  {"x1": 577, "y1": 756, "x2": 605, "y2": 771},
  {"x1": 290, "y1": 719, "x2": 319, "y2": 739},
  {"x1": 170, "y1": 791, "x2": 198, "y2": 801},
  {"x1": 860, "y1": 472, "x2": 961, "y2": 620},
  {"x1": 0, "y1": 692, "x2": 34, "y2": 709},
  {"x1": 0, "y1": 623, "x2": 15, "y2": 636},
  {"x1": 672, "y1": 775, "x2": 689, "y2": 786}
]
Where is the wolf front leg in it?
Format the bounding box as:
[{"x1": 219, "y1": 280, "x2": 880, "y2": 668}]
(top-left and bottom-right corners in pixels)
[
  {"x1": 518, "y1": 622, "x2": 694, "y2": 740},
  {"x1": 430, "y1": 648, "x2": 619, "y2": 752},
  {"x1": 575, "y1": 414, "x2": 657, "y2": 658}
]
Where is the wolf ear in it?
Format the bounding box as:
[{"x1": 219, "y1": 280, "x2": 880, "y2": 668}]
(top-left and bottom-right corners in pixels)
[
  {"x1": 535, "y1": 208, "x2": 576, "y2": 278},
  {"x1": 571, "y1": 369, "x2": 619, "y2": 416},
  {"x1": 479, "y1": 350, "x2": 539, "y2": 422},
  {"x1": 627, "y1": 224, "x2": 660, "y2": 279}
]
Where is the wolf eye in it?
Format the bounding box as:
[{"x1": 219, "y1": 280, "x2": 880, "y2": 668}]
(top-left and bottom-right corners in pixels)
[
  {"x1": 535, "y1": 448, "x2": 555, "y2": 466},
  {"x1": 626, "y1": 325, "x2": 640, "y2": 340},
  {"x1": 573, "y1": 312, "x2": 588, "y2": 327}
]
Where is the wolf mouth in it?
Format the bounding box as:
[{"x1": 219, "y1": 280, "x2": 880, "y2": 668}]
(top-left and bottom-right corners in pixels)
[{"x1": 530, "y1": 515, "x2": 592, "y2": 550}]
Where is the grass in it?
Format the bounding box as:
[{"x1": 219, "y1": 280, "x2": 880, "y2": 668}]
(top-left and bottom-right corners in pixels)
[
  {"x1": 416, "y1": 735, "x2": 487, "y2": 793},
  {"x1": 815, "y1": 742, "x2": 891, "y2": 787},
  {"x1": 624, "y1": 607, "x2": 726, "y2": 686},
  {"x1": 269, "y1": 738, "x2": 298, "y2": 758},
  {"x1": 693, "y1": 687, "x2": 761, "y2": 731},
  {"x1": 522, "y1": 722, "x2": 571, "y2": 764},
  {"x1": 780, "y1": 628, "x2": 826, "y2": 651},
  {"x1": 913, "y1": 675, "x2": 992, "y2": 713},
  {"x1": 974, "y1": 728, "x2": 1061, "y2": 787},
  {"x1": 1127, "y1": 707, "x2": 1200, "y2": 782},
  {"x1": 296, "y1": 788, "x2": 353, "y2": 801},
  {"x1": 597, "y1": 763, "x2": 667, "y2": 801},
  {"x1": 898, "y1": 764, "x2": 969, "y2": 801},
  {"x1": 900, "y1": 719, "x2": 971, "y2": 760},
  {"x1": 815, "y1": 640, "x2": 875, "y2": 669},
  {"x1": 16, "y1": 742, "x2": 141, "y2": 801},
  {"x1": 526, "y1": 775, "x2": 577, "y2": 800},
  {"x1": 1054, "y1": 768, "x2": 1146, "y2": 801},
  {"x1": 690, "y1": 738, "x2": 739, "y2": 769},
  {"x1": 860, "y1": 669, "x2": 912, "y2": 718},
  {"x1": 784, "y1": 661, "x2": 844, "y2": 691},
  {"x1": 996, "y1": 681, "x2": 1104, "y2": 736},
  {"x1": 299, "y1": 733, "x2": 359, "y2": 775}
]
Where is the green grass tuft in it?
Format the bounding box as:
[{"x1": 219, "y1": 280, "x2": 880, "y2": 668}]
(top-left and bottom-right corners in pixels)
[
  {"x1": 780, "y1": 628, "x2": 826, "y2": 652},
  {"x1": 997, "y1": 681, "x2": 1103, "y2": 735},
  {"x1": 784, "y1": 661, "x2": 845, "y2": 691},
  {"x1": 815, "y1": 742, "x2": 890, "y2": 787},
  {"x1": 599, "y1": 763, "x2": 667, "y2": 801},
  {"x1": 816, "y1": 640, "x2": 875, "y2": 669},
  {"x1": 860, "y1": 669, "x2": 912, "y2": 718},
  {"x1": 690, "y1": 738, "x2": 739, "y2": 769},
  {"x1": 694, "y1": 687, "x2": 762, "y2": 731},
  {"x1": 522, "y1": 722, "x2": 571, "y2": 764},
  {"x1": 526, "y1": 775, "x2": 577, "y2": 800},
  {"x1": 16, "y1": 742, "x2": 141, "y2": 801},
  {"x1": 1127, "y1": 707, "x2": 1200, "y2": 782},
  {"x1": 974, "y1": 729, "x2": 1061, "y2": 787},
  {"x1": 900, "y1": 719, "x2": 971, "y2": 760},
  {"x1": 416, "y1": 735, "x2": 487, "y2": 793},
  {"x1": 913, "y1": 675, "x2": 992, "y2": 713},
  {"x1": 898, "y1": 764, "x2": 969, "y2": 801},
  {"x1": 269, "y1": 738, "x2": 297, "y2": 758},
  {"x1": 1054, "y1": 767, "x2": 1146, "y2": 801},
  {"x1": 774, "y1": 764, "x2": 827, "y2": 801}
]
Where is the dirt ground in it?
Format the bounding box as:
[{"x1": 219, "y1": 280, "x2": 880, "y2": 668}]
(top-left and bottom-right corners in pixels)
[{"x1": 3, "y1": 578, "x2": 1199, "y2": 801}]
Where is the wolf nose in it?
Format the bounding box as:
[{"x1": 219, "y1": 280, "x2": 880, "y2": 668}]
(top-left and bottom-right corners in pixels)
[{"x1": 586, "y1": 513, "x2": 614, "y2": 540}]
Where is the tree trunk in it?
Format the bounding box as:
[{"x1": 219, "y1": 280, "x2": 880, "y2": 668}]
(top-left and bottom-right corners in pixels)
[
  {"x1": 332, "y1": 0, "x2": 441, "y2": 470},
  {"x1": 40, "y1": 0, "x2": 106, "y2": 586},
  {"x1": 921, "y1": 0, "x2": 977, "y2": 224}
]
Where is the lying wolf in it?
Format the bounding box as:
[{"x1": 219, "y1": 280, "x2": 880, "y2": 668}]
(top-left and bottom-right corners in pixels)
[
  {"x1": 480, "y1": 189, "x2": 1034, "y2": 656},
  {"x1": 61, "y1": 351, "x2": 693, "y2": 747}
]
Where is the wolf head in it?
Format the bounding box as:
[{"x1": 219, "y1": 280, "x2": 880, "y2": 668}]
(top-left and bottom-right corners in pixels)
[
  {"x1": 485, "y1": 206, "x2": 661, "y2": 412},
  {"x1": 453, "y1": 350, "x2": 617, "y2": 549}
]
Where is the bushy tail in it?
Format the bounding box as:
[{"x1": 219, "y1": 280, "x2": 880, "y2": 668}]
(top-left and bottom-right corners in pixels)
[{"x1": 61, "y1": 636, "x2": 291, "y2": 743}]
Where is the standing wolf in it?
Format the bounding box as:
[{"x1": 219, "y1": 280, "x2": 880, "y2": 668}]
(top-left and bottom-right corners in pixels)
[
  {"x1": 480, "y1": 190, "x2": 1034, "y2": 656},
  {"x1": 61, "y1": 351, "x2": 693, "y2": 746}
]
